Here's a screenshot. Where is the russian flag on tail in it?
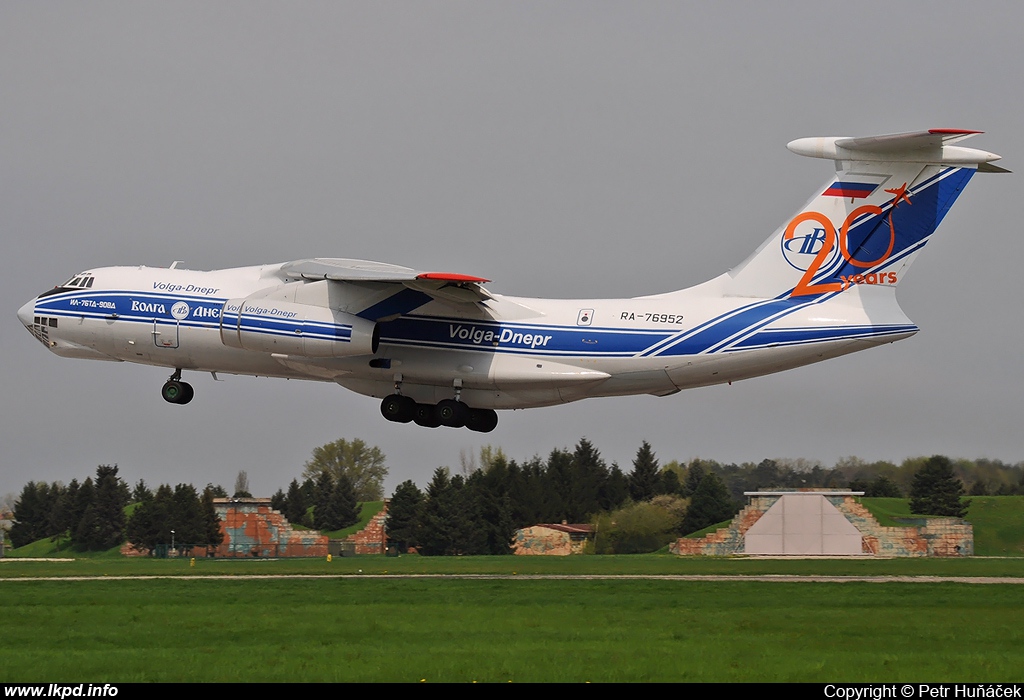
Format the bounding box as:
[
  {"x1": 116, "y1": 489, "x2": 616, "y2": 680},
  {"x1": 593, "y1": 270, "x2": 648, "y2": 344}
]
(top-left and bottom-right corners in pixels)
[{"x1": 822, "y1": 181, "x2": 878, "y2": 198}]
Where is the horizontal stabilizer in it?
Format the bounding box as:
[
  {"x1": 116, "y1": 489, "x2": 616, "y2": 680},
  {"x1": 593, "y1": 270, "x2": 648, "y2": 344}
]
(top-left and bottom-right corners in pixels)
[{"x1": 788, "y1": 129, "x2": 1003, "y2": 168}]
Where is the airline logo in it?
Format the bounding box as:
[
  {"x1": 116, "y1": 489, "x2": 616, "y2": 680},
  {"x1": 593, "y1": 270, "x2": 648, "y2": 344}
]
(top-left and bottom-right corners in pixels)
[
  {"x1": 170, "y1": 301, "x2": 191, "y2": 320},
  {"x1": 781, "y1": 219, "x2": 840, "y2": 272}
]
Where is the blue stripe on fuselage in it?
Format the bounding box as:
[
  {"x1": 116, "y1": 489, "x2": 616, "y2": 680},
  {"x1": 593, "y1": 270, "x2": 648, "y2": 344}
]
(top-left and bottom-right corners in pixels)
[{"x1": 379, "y1": 315, "x2": 674, "y2": 356}]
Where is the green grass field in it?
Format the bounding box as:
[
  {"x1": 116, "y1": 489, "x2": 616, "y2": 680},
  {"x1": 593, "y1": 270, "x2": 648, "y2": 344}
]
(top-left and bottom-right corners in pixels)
[
  {"x1": 1, "y1": 577, "x2": 1021, "y2": 682},
  {"x1": 6, "y1": 552, "x2": 1024, "y2": 579}
]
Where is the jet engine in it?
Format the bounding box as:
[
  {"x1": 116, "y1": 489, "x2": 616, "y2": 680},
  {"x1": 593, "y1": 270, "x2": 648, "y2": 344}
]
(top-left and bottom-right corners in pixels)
[{"x1": 220, "y1": 299, "x2": 379, "y2": 357}]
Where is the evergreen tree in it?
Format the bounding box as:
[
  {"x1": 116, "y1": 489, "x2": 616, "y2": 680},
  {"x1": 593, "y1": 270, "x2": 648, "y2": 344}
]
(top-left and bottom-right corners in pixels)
[
  {"x1": 10, "y1": 481, "x2": 46, "y2": 548},
  {"x1": 449, "y1": 474, "x2": 487, "y2": 555},
  {"x1": 90, "y1": 465, "x2": 127, "y2": 550},
  {"x1": 284, "y1": 479, "x2": 308, "y2": 526},
  {"x1": 48, "y1": 480, "x2": 76, "y2": 546},
  {"x1": 417, "y1": 468, "x2": 452, "y2": 555},
  {"x1": 601, "y1": 464, "x2": 630, "y2": 511},
  {"x1": 567, "y1": 438, "x2": 608, "y2": 521},
  {"x1": 205, "y1": 483, "x2": 229, "y2": 498},
  {"x1": 660, "y1": 469, "x2": 682, "y2": 497},
  {"x1": 866, "y1": 476, "x2": 903, "y2": 498},
  {"x1": 682, "y1": 461, "x2": 706, "y2": 498},
  {"x1": 312, "y1": 471, "x2": 335, "y2": 530},
  {"x1": 472, "y1": 466, "x2": 514, "y2": 555},
  {"x1": 319, "y1": 474, "x2": 359, "y2": 531},
  {"x1": 270, "y1": 489, "x2": 286, "y2": 512},
  {"x1": 69, "y1": 478, "x2": 95, "y2": 549},
  {"x1": 201, "y1": 487, "x2": 224, "y2": 549},
  {"x1": 910, "y1": 456, "x2": 969, "y2": 518},
  {"x1": 386, "y1": 480, "x2": 424, "y2": 552},
  {"x1": 418, "y1": 468, "x2": 475, "y2": 556},
  {"x1": 543, "y1": 450, "x2": 572, "y2": 522},
  {"x1": 127, "y1": 484, "x2": 174, "y2": 552},
  {"x1": 680, "y1": 472, "x2": 736, "y2": 535},
  {"x1": 171, "y1": 483, "x2": 203, "y2": 550},
  {"x1": 132, "y1": 479, "x2": 152, "y2": 503},
  {"x1": 628, "y1": 441, "x2": 661, "y2": 502}
]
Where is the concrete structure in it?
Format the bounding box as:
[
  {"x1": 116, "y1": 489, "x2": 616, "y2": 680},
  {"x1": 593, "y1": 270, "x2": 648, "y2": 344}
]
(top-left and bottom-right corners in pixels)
[
  {"x1": 671, "y1": 490, "x2": 972, "y2": 557},
  {"x1": 513, "y1": 523, "x2": 594, "y2": 555},
  {"x1": 744, "y1": 492, "x2": 863, "y2": 555},
  {"x1": 213, "y1": 498, "x2": 328, "y2": 558},
  {"x1": 331, "y1": 502, "x2": 388, "y2": 555}
]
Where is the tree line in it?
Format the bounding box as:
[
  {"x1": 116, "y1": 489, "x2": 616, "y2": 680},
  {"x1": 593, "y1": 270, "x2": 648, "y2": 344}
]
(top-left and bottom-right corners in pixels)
[
  {"x1": 383, "y1": 444, "x2": 1022, "y2": 555},
  {"x1": 8, "y1": 464, "x2": 224, "y2": 553},
  {"x1": 8, "y1": 436, "x2": 1019, "y2": 554}
]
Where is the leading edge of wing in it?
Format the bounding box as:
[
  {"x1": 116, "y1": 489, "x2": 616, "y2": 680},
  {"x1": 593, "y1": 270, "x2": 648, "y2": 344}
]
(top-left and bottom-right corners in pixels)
[{"x1": 280, "y1": 257, "x2": 493, "y2": 304}]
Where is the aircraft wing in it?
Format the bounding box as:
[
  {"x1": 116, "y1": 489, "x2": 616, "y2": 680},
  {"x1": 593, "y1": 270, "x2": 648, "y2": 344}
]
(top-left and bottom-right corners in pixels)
[{"x1": 280, "y1": 257, "x2": 494, "y2": 304}]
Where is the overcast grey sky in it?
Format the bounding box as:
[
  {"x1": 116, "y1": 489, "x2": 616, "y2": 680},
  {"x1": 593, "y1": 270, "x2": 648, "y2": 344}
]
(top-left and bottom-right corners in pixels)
[{"x1": 3, "y1": 2, "x2": 1022, "y2": 499}]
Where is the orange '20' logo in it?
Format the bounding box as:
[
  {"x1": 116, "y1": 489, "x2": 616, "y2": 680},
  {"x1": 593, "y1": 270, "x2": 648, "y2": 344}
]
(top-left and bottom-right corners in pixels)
[{"x1": 784, "y1": 185, "x2": 908, "y2": 297}]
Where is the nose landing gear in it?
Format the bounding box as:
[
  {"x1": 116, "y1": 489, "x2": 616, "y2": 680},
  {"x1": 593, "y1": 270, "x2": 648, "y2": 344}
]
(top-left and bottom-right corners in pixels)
[{"x1": 161, "y1": 369, "x2": 194, "y2": 405}]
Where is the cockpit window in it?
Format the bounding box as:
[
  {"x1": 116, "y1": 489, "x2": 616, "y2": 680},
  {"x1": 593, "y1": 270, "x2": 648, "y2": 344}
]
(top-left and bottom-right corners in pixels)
[
  {"x1": 39, "y1": 273, "x2": 97, "y2": 298},
  {"x1": 59, "y1": 274, "x2": 95, "y2": 289}
]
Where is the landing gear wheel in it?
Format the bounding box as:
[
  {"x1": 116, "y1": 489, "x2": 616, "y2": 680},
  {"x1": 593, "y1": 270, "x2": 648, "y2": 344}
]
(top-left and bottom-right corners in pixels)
[
  {"x1": 178, "y1": 382, "x2": 194, "y2": 405},
  {"x1": 436, "y1": 399, "x2": 469, "y2": 428},
  {"x1": 380, "y1": 394, "x2": 415, "y2": 423},
  {"x1": 466, "y1": 408, "x2": 498, "y2": 433},
  {"x1": 412, "y1": 403, "x2": 442, "y2": 428},
  {"x1": 162, "y1": 380, "x2": 185, "y2": 404}
]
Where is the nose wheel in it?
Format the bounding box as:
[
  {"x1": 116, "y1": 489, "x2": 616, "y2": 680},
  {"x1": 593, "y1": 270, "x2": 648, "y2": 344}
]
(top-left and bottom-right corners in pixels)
[{"x1": 162, "y1": 370, "x2": 194, "y2": 405}]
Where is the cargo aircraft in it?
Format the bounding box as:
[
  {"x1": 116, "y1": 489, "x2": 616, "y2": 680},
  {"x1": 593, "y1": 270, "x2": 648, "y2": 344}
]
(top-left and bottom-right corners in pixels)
[{"x1": 18, "y1": 129, "x2": 1006, "y2": 432}]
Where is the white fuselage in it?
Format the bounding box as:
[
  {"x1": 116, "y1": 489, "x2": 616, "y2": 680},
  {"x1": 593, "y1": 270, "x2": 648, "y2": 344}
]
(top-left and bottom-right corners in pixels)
[{"x1": 19, "y1": 262, "x2": 917, "y2": 410}]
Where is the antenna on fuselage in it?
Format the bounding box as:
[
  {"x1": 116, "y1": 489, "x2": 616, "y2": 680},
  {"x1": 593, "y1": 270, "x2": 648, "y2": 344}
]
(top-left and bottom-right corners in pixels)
[{"x1": 169, "y1": 261, "x2": 184, "y2": 269}]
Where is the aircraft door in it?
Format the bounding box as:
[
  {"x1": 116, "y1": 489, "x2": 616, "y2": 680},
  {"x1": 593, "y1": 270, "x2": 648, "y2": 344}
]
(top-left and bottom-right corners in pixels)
[{"x1": 152, "y1": 319, "x2": 180, "y2": 349}]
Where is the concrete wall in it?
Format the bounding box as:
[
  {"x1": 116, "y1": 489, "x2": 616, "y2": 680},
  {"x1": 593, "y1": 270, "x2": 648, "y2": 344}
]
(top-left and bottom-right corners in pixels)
[
  {"x1": 214, "y1": 498, "x2": 328, "y2": 558},
  {"x1": 670, "y1": 492, "x2": 973, "y2": 557}
]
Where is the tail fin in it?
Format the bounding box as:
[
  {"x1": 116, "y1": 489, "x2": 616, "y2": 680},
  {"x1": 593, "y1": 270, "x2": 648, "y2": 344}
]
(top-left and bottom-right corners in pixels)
[{"x1": 725, "y1": 129, "x2": 1005, "y2": 299}]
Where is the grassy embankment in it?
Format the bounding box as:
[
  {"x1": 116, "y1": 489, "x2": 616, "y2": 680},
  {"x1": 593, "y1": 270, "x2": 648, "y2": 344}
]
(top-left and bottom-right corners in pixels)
[{"x1": 861, "y1": 496, "x2": 1024, "y2": 557}]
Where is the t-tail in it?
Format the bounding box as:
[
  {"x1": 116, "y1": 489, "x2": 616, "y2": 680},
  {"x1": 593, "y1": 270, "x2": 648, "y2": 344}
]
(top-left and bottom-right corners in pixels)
[{"x1": 724, "y1": 129, "x2": 1007, "y2": 300}]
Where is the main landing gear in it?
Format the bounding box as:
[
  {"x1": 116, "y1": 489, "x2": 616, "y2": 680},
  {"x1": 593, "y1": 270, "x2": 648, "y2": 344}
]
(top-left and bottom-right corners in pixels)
[
  {"x1": 161, "y1": 369, "x2": 194, "y2": 405},
  {"x1": 379, "y1": 388, "x2": 498, "y2": 432},
  {"x1": 380, "y1": 395, "x2": 498, "y2": 432}
]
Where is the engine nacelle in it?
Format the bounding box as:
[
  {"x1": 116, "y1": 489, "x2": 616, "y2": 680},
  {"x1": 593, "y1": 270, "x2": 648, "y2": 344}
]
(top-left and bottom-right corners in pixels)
[{"x1": 220, "y1": 299, "x2": 379, "y2": 357}]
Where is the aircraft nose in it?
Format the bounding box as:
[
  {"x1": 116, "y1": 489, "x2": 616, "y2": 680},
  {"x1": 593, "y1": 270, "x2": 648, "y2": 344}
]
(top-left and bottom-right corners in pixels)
[{"x1": 18, "y1": 298, "x2": 35, "y2": 327}]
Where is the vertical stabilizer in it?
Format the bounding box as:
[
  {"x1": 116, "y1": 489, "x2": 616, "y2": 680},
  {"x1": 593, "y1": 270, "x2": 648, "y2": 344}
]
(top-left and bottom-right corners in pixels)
[{"x1": 724, "y1": 129, "x2": 1004, "y2": 300}]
